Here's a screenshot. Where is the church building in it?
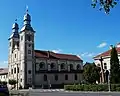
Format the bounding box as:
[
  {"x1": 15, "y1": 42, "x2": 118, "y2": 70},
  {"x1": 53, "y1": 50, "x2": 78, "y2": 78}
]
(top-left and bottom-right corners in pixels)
[
  {"x1": 93, "y1": 43, "x2": 120, "y2": 84},
  {"x1": 8, "y1": 9, "x2": 83, "y2": 89}
]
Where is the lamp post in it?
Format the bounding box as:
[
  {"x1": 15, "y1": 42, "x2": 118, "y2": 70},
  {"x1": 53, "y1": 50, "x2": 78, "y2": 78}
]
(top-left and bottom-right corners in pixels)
[
  {"x1": 16, "y1": 63, "x2": 18, "y2": 90},
  {"x1": 48, "y1": 80, "x2": 51, "y2": 89},
  {"x1": 108, "y1": 69, "x2": 110, "y2": 92}
]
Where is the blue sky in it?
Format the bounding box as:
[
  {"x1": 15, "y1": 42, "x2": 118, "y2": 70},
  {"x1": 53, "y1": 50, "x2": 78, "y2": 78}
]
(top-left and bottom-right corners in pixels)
[{"x1": 0, "y1": 0, "x2": 120, "y2": 67}]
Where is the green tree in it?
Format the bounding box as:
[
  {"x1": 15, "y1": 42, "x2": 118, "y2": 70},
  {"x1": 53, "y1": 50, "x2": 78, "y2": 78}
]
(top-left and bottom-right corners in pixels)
[
  {"x1": 9, "y1": 79, "x2": 17, "y2": 89},
  {"x1": 110, "y1": 46, "x2": 120, "y2": 84},
  {"x1": 0, "y1": 81, "x2": 7, "y2": 85},
  {"x1": 2, "y1": 81, "x2": 7, "y2": 85},
  {"x1": 83, "y1": 63, "x2": 100, "y2": 84},
  {"x1": 91, "y1": 0, "x2": 118, "y2": 14}
]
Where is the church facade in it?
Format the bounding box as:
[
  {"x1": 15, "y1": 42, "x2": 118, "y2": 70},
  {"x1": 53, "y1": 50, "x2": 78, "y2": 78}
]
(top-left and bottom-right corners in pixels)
[
  {"x1": 93, "y1": 43, "x2": 120, "y2": 84},
  {"x1": 8, "y1": 10, "x2": 83, "y2": 89}
]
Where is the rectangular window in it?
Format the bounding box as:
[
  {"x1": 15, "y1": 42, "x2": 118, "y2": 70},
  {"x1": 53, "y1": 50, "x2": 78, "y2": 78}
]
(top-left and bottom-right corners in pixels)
[
  {"x1": 21, "y1": 36, "x2": 23, "y2": 41},
  {"x1": 11, "y1": 69, "x2": 13, "y2": 74},
  {"x1": 65, "y1": 74, "x2": 68, "y2": 80},
  {"x1": 55, "y1": 75, "x2": 58, "y2": 81},
  {"x1": 18, "y1": 67, "x2": 19, "y2": 73},
  {"x1": 15, "y1": 54, "x2": 16, "y2": 58},
  {"x1": 44, "y1": 75, "x2": 47, "y2": 81},
  {"x1": 14, "y1": 68, "x2": 16, "y2": 73},
  {"x1": 28, "y1": 35, "x2": 31, "y2": 41},
  {"x1": 28, "y1": 70, "x2": 31, "y2": 74},
  {"x1": 28, "y1": 50, "x2": 31, "y2": 54},
  {"x1": 10, "y1": 42, "x2": 11, "y2": 47},
  {"x1": 74, "y1": 74, "x2": 77, "y2": 80},
  {"x1": 28, "y1": 44, "x2": 31, "y2": 47}
]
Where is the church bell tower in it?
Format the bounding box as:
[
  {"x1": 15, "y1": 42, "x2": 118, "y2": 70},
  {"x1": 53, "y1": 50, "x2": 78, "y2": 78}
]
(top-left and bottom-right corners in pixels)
[{"x1": 19, "y1": 8, "x2": 35, "y2": 88}]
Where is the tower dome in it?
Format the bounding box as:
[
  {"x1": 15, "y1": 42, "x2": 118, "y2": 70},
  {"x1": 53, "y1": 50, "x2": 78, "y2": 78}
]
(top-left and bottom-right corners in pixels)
[
  {"x1": 12, "y1": 22, "x2": 19, "y2": 30},
  {"x1": 23, "y1": 8, "x2": 31, "y2": 26},
  {"x1": 9, "y1": 20, "x2": 19, "y2": 40},
  {"x1": 21, "y1": 7, "x2": 35, "y2": 32},
  {"x1": 24, "y1": 13, "x2": 31, "y2": 22}
]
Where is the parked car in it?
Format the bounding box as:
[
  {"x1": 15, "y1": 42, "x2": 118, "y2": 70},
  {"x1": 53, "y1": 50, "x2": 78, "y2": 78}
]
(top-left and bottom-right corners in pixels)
[{"x1": 0, "y1": 84, "x2": 9, "y2": 96}]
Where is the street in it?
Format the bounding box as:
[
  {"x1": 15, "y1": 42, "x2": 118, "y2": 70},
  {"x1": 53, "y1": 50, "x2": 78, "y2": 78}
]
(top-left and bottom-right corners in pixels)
[
  {"x1": 30, "y1": 92, "x2": 120, "y2": 96},
  {"x1": 10, "y1": 89, "x2": 120, "y2": 96}
]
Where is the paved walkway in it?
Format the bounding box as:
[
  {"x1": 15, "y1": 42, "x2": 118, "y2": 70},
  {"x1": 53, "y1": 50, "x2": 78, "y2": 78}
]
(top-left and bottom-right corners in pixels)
[{"x1": 19, "y1": 89, "x2": 64, "y2": 92}]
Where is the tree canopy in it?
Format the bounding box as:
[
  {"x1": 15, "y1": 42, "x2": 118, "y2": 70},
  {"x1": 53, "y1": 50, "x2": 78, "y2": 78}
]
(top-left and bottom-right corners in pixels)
[
  {"x1": 83, "y1": 63, "x2": 100, "y2": 84},
  {"x1": 9, "y1": 79, "x2": 17, "y2": 85},
  {"x1": 110, "y1": 46, "x2": 120, "y2": 84},
  {"x1": 91, "y1": 0, "x2": 118, "y2": 14}
]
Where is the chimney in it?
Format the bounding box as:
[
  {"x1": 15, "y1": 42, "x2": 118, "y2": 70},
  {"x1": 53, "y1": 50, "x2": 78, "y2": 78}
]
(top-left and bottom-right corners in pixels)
[{"x1": 110, "y1": 45, "x2": 113, "y2": 49}]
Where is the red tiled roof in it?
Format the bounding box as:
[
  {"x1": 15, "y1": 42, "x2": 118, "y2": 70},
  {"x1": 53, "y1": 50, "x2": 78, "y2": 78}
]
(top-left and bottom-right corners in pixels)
[
  {"x1": 94, "y1": 47, "x2": 120, "y2": 59},
  {"x1": 34, "y1": 50, "x2": 82, "y2": 61},
  {"x1": 0, "y1": 68, "x2": 8, "y2": 75}
]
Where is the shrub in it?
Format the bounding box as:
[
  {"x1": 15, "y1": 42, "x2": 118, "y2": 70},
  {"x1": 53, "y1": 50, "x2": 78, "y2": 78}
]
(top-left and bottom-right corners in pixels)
[
  {"x1": 9, "y1": 79, "x2": 17, "y2": 86},
  {"x1": 64, "y1": 84, "x2": 120, "y2": 91}
]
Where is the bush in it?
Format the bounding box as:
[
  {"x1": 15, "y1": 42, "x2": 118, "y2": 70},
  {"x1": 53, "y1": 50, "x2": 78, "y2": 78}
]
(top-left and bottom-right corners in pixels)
[
  {"x1": 19, "y1": 85, "x2": 23, "y2": 89},
  {"x1": 64, "y1": 84, "x2": 120, "y2": 91},
  {"x1": 9, "y1": 79, "x2": 17, "y2": 85},
  {"x1": 2, "y1": 81, "x2": 7, "y2": 85}
]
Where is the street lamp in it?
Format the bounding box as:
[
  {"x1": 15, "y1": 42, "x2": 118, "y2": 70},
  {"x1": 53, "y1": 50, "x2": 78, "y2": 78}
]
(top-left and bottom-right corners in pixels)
[{"x1": 108, "y1": 69, "x2": 110, "y2": 92}]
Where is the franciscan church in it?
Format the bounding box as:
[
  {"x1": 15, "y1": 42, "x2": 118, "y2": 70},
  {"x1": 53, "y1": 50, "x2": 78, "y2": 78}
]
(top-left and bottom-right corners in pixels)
[{"x1": 8, "y1": 9, "x2": 83, "y2": 89}]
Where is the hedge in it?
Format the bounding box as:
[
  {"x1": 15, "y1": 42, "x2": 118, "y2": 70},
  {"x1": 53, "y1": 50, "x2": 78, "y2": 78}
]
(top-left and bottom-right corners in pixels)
[{"x1": 64, "y1": 84, "x2": 120, "y2": 91}]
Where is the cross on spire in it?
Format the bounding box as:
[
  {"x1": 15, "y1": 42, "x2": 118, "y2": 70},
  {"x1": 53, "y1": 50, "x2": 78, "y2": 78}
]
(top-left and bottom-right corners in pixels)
[
  {"x1": 15, "y1": 19, "x2": 17, "y2": 22},
  {"x1": 26, "y1": 5, "x2": 28, "y2": 13}
]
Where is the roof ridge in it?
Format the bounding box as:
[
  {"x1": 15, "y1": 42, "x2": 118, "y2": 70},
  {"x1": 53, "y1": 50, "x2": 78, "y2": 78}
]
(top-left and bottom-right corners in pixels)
[
  {"x1": 35, "y1": 49, "x2": 82, "y2": 60},
  {"x1": 93, "y1": 47, "x2": 120, "y2": 59}
]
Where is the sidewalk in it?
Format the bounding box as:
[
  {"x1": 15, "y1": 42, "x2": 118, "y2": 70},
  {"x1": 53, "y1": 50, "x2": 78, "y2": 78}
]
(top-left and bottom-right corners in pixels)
[{"x1": 19, "y1": 89, "x2": 64, "y2": 92}]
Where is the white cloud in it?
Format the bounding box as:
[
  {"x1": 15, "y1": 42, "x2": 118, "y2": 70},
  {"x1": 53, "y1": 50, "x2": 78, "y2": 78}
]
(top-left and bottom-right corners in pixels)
[
  {"x1": 3, "y1": 61, "x2": 8, "y2": 64},
  {"x1": 52, "y1": 49, "x2": 62, "y2": 53},
  {"x1": 81, "y1": 52, "x2": 95, "y2": 57},
  {"x1": 81, "y1": 52, "x2": 88, "y2": 57},
  {"x1": 97, "y1": 42, "x2": 107, "y2": 48},
  {"x1": 0, "y1": 61, "x2": 8, "y2": 68}
]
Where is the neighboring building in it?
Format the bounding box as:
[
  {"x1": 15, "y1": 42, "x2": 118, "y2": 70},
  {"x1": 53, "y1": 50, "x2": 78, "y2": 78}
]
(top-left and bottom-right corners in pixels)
[
  {"x1": 0, "y1": 68, "x2": 8, "y2": 82},
  {"x1": 93, "y1": 43, "x2": 120, "y2": 83},
  {"x1": 8, "y1": 9, "x2": 83, "y2": 89}
]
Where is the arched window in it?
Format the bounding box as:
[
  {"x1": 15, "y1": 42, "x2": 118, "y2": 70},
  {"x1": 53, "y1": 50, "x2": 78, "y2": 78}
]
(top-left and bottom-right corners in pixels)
[
  {"x1": 70, "y1": 64, "x2": 73, "y2": 70},
  {"x1": 44, "y1": 75, "x2": 47, "y2": 81},
  {"x1": 50, "y1": 63, "x2": 55, "y2": 69},
  {"x1": 97, "y1": 63, "x2": 100, "y2": 67},
  {"x1": 54, "y1": 75, "x2": 58, "y2": 81},
  {"x1": 39, "y1": 62, "x2": 45, "y2": 69},
  {"x1": 61, "y1": 63, "x2": 65, "y2": 69},
  {"x1": 77, "y1": 64, "x2": 81, "y2": 70}
]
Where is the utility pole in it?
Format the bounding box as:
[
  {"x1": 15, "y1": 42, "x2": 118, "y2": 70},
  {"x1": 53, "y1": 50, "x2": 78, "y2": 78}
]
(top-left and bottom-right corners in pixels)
[
  {"x1": 108, "y1": 70, "x2": 110, "y2": 92},
  {"x1": 99, "y1": 56, "x2": 105, "y2": 84},
  {"x1": 16, "y1": 63, "x2": 18, "y2": 90}
]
